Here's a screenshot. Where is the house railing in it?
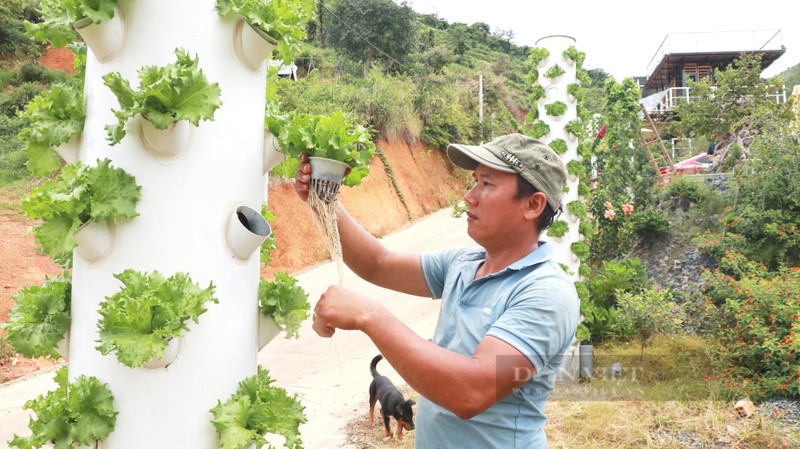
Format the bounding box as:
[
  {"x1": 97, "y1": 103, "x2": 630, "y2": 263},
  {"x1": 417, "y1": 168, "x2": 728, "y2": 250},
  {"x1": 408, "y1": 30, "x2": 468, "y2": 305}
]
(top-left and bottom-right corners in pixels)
[{"x1": 641, "y1": 86, "x2": 787, "y2": 113}]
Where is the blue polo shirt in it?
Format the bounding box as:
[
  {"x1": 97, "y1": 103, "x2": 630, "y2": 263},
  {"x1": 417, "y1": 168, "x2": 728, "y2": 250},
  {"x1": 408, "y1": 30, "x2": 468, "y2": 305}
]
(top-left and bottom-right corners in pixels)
[{"x1": 416, "y1": 243, "x2": 579, "y2": 449}]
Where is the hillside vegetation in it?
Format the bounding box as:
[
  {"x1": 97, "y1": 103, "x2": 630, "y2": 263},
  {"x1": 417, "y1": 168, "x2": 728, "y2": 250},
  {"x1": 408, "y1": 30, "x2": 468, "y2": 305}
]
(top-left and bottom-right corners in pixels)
[{"x1": 1, "y1": 1, "x2": 800, "y2": 447}]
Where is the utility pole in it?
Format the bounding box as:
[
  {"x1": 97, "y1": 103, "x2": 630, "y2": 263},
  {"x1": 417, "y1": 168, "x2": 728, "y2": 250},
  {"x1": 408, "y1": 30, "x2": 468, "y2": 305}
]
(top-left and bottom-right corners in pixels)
[{"x1": 479, "y1": 74, "x2": 484, "y2": 143}]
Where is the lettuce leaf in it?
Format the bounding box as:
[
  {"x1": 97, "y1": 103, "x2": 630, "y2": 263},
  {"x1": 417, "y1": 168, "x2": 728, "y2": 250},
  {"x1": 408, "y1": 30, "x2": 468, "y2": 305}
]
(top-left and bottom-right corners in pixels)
[
  {"x1": 210, "y1": 366, "x2": 306, "y2": 449},
  {"x1": 216, "y1": 0, "x2": 315, "y2": 64},
  {"x1": 8, "y1": 367, "x2": 117, "y2": 449},
  {"x1": 259, "y1": 204, "x2": 277, "y2": 265},
  {"x1": 20, "y1": 159, "x2": 141, "y2": 267},
  {"x1": 1, "y1": 275, "x2": 71, "y2": 359},
  {"x1": 104, "y1": 48, "x2": 223, "y2": 145},
  {"x1": 96, "y1": 270, "x2": 218, "y2": 368},
  {"x1": 258, "y1": 272, "x2": 310, "y2": 339},
  {"x1": 266, "y1": 111, "x2": 376, "y2": 187},
  {"x1": 30, "y1": 0, "x2": 121, "y2": 26},
  {"x1": 17, "y1": 83, "x2": 86, "y2": 176}
]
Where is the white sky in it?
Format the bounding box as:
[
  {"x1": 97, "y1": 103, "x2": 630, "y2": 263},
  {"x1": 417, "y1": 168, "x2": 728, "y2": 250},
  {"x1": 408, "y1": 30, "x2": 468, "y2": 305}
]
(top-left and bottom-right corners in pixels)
[{"x1": 403, "y1": 0, "x2": 799, "y2": 80}]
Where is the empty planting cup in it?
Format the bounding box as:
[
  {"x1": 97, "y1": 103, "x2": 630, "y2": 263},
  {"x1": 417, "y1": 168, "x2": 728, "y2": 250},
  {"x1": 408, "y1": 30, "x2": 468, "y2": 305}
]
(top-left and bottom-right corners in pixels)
[
  {"x1": 74, "y1": 220, "x2": 111, "y2": 263},
  {"x1": 54, "y1": 134, "x2": 80, "y2": 164},
  {"x1": 56, "y1": 332, "x2": 69, "y2": 361},
  {"x1": 234, "y1": 18, "x2": 277, "y2": 71},
  {"x1": 226, "y1": 206, "x2": 271, "y2": 260},
  {"x1": 257, "y1": 314, "x2": 280, "y2": 351},
  {"x1": 262, "y1": 131, "x2": 286, "y2": 174},
  {"x1": 74, "y1": 11, "x2": 125, "y2": 62},
  {"x1": 140, "y1": 119, "x2": 192, "y2": 157},
  {"x1": 142, "y1": 337, "x2": 183, "y2": 369},
  {"x1": 309, "y1": 157, "x2": 349, "y2": 203}
]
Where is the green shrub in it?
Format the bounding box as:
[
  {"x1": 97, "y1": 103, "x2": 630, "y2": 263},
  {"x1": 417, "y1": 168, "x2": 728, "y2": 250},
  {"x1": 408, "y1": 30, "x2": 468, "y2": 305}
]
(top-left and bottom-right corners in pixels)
[
  {"x1": 630, "y1": 209, "x2": 670, "y2": 238},
  {"x1": 615, "y1": 288, "x2": 684, "y2": 358},
  {"x1": 665, "y1": 177, "x2": 708, "y2": 204},
  {"x1": 352, "y1": 70, "x2": 421, "y2": 143},
  {"x1": 0, "y1": 115, "x2": 28, "y2": 185},
  {"x1": 693, "y1": 231, "x2": 749, "y2": 268},
  {"x1": 0, "y1": 0, "x2": 41, "y2": 56},
  {"x1": 706, "y1": 260, "x2": 800, "y2": 400},
  {"x1": 587, "y1": 258, "x2": 648, "y2": 309},
  {"x1": 0, "y1": 82, "x2": 44, "y2": 116},
  {"x1": 697, "y1": 206, "x2": 800, "y2": 270}
]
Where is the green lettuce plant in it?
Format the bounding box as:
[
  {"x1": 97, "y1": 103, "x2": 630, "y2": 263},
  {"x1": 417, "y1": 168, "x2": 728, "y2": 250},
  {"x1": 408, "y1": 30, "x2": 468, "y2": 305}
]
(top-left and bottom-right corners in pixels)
[
  {"x1": 567, "y1": 83, "x2": 584, "y2": 102},
  {"x1": 20, "y1": 159, "x2": 142, "y2": 267},
  {"x1": 564, "y1": 119, "x2": 584, "y2": 140},
  {"x1": 260, "y1": 204, "x2": 277, "y2": 265},
  {"x1": 529, "y1": 84, "x2": 545, "y2": 103},
  {"x1": 267, "y1": 111, "x2": 376, "y2": 187},
  {"x1": 2, "y1": 275, "x2": 71, "y2": 359},
  {"x1": 258, "y1": 272, "x2": 310, "y2": 339},
  {"x1": 546, "y1": 220, "x2": 568, "y2": 238},
  {"x1": 96, "y1": 270, "x2": 218, "y2": 368},
  {"x1": 567, "y1": 159, "x2": 586, "y2": 180},
  {"x1": 544, "y1": 64, "x2": 565, "y2": 79},
  {"x1": 17, "y1": 83, "x2": 85, "y2": 176},
  {"x1": 544, "y1": 101, "x2": 567, "y2": 117},
  {"x1": 528, "y1": 120, "x2": 550, "y2": 139},
  {"x1": 548, "y1": 138, "x2": 567, "y2": 155},
  {"x1": 216, "y1": 0, "x2": 315, "y2": 64},
  {"x1": 103, "y1": 48, "x2": 223, "y2": 146},
  {"x1": 571, "y1": 241, "x2": 590, "y2": 261},
  {"x1": 210, "y1": 366, "x2": 306, "y2": 449},
  {"x1": 8, "y1": 367, "x2": 117, "y2": 449},
  {"x1": 24, "y1": 0, "x2": 123, "y2": 48},
  {"x1": 567, "y1": 200, "x2": 587, "y2": 220},
  {"x1": 562, "y1": 45, "x2": 585, "y2": 66}
]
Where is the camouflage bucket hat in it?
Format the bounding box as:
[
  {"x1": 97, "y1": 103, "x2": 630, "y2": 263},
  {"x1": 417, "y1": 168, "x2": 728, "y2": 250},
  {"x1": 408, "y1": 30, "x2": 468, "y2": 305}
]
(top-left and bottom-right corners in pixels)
[{"x1": 446, "y1": 133, "x2": 567, "y2": 211}]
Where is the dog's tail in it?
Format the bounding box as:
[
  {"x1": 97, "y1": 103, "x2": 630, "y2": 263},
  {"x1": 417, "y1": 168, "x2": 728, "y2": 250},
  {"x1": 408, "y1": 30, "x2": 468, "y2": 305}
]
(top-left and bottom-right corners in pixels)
[{"x1": 370, "y1": 354, "x2": 383, "y2": 378}]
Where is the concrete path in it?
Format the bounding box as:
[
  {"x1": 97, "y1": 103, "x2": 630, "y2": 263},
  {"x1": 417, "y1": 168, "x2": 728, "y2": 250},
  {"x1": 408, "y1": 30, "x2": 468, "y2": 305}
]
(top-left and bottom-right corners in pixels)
[{"x1": 0, "y1": 207, "x2": 471, "y2": 449}]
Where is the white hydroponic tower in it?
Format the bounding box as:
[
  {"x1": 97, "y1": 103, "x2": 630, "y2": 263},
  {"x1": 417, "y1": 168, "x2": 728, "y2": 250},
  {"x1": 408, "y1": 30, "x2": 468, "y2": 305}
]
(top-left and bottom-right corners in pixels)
[
  {"x1": 533, "y1": 35, "x2": 584, "y2": 381},
  {"x1": 68, "y1": 1, "x2": 280, "y2": 447},
  {"x1": 533, "y1": 35, "x2": 583, "y2": 279}
]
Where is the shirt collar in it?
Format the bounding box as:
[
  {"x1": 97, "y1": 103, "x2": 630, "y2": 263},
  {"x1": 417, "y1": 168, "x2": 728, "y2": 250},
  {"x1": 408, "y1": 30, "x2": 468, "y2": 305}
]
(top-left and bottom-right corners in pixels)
[{"x1": 459, "y1": 241, "x2": 552, "y2": 274}]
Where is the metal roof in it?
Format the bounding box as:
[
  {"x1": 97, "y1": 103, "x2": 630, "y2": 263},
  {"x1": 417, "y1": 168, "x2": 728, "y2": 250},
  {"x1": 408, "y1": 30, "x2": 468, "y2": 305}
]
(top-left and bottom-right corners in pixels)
[{"x1": 643, "y1": 30, "x2": 786, "y2": 90}]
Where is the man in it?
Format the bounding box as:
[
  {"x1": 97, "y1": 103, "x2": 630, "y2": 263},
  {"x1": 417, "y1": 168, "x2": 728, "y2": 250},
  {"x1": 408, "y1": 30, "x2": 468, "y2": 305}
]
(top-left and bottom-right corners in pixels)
[{"x1": 295, "y1": 133, "x2": 580, "y2": 448}]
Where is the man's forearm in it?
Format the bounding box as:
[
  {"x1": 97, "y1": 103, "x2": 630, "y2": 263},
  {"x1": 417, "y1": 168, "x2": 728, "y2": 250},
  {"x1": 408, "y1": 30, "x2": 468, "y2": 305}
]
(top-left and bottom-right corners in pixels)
[{"x1": 335, "y1": 204, "x2": 387, "y2": 282}]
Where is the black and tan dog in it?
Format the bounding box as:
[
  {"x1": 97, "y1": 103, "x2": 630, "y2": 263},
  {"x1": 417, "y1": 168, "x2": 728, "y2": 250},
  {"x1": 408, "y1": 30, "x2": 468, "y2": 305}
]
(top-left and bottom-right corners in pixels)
[{"x1": 369, "y1": 354, "x2": 415, "y2": 441}]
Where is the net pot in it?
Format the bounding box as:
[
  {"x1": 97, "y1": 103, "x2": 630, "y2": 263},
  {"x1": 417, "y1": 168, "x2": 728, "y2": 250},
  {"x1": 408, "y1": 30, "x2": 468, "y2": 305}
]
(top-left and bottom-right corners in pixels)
[{"x1": 309, "y1": 157, "x2": 349, "y2": 203}]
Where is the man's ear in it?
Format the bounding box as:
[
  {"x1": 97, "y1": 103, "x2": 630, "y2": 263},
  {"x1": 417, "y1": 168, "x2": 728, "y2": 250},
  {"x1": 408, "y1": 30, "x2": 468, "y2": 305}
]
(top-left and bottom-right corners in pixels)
[{"x1": 523, "y1": 192, "x2": 548, "y2": 222}]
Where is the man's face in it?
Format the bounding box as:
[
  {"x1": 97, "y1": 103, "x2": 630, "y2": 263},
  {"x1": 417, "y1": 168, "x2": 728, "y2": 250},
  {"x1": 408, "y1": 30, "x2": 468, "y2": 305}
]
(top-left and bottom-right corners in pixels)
[{"x1": 463, "y1": 164, "x2": 529, "y2": 246}]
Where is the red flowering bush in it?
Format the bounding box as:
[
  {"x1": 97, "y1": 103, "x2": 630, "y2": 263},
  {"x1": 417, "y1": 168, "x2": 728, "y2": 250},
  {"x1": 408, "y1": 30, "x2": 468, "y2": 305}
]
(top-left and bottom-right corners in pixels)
[{"x1": 705, "y1": 256, "x2": 800, "y2": 400}]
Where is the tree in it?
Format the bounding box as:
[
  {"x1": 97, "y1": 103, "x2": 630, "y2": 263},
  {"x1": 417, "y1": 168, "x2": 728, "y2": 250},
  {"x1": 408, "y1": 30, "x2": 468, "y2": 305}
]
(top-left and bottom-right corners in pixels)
[
  {"x1": 0, "y1": 0, "x2": 41, "y2": 56},
  {"x1": 668, "y1": 53, "x2": 793, "y2": 171},
  {"x1": 324, "y1": 0, "x2": 417, "y2": 75}
]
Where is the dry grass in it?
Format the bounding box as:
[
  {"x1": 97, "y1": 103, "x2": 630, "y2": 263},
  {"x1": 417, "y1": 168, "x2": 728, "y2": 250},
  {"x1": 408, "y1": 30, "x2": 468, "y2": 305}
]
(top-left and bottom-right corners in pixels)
[{"x1": 344, "y1": 336, "x2": 800, "y2": 449}]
